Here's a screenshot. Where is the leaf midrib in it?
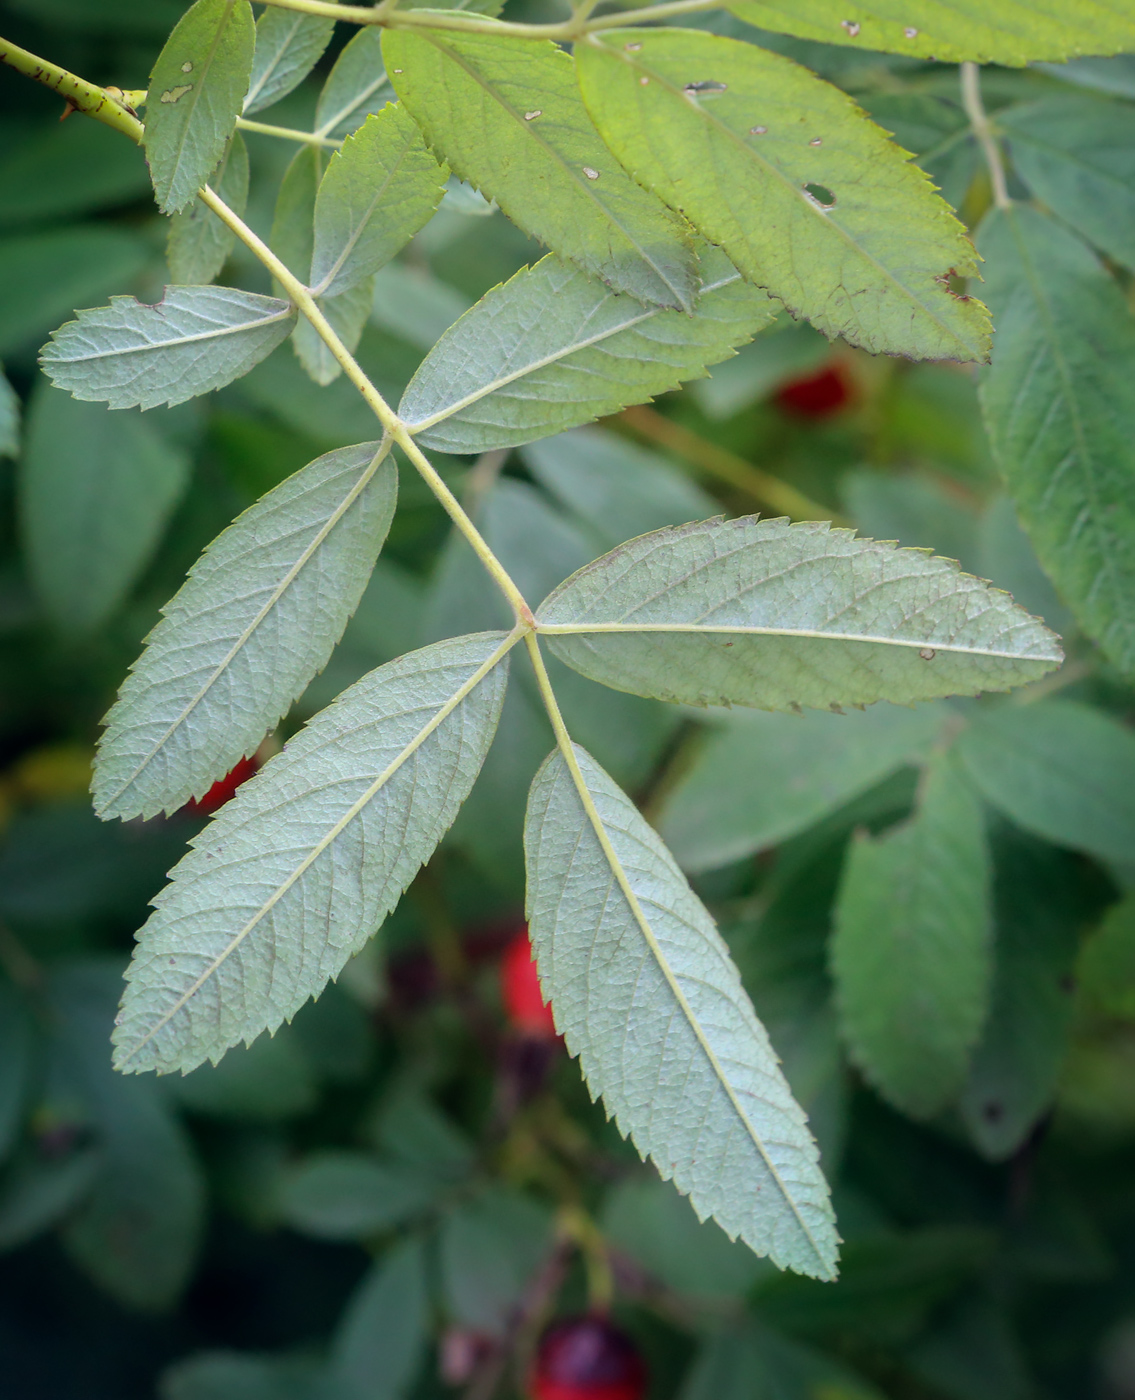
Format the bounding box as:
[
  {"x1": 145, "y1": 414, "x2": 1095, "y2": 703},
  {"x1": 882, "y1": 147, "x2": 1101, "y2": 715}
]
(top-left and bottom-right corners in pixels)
[
  {"x1": 244, "y1": 12, "x2": 308, "y2": 113},
  {"x1": 58, "y1": 298, "x2": 294, "y2": 365}
]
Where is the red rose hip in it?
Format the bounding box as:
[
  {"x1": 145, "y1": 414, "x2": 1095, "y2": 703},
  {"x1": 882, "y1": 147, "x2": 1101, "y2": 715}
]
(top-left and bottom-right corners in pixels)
[
  {"x1": 500, "y1": 926, "x2": 557, "y2": 1038},
  {"x1": 530, "y1": 1315, "x2": 646, "y2": 1400}
]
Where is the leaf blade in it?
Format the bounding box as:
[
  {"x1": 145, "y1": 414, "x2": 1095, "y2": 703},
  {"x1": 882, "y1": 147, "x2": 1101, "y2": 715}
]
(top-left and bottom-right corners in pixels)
[
  {"x1": 244, "y1": 3, "x2": 337, "y2": 116},
  {"x1": 113, "y1": 631, "x2": 513, "y2": 1075},
  {"x1": 39, "y1": 285, "x2": 296, "y2": 411},
  {"x1": 311, "y1": 105, "x2": 448, "y2": 299},
  {"x1": 722, "y1": 0, "x2": 1135, "y2": 66},
  {"x1": 399, "y1": 248, "x2": 778, "y2": 453},
  {"x1": 575, "y1": 29, "x2": 990, "y2": 361},
  {"x1": 93, "y1": 441, "x2": 397, "y2": 820},
  {"x1": 167, "y1": 132, "x2": 250, "y2": 285},
  {"x1": 525, "y1": 742, "x2": 838, "y2": 1279},
  {"x1": 832, "y1": 753, "x2": 993, "y2": 1118},
  {"x1": 144, "y1": 0, "x2": 256, "y2": 214},
  {"x1": 385, "y1": 29, "x2": 698, "y2": 309},
  {"x1": 977, "y1": 204, "x2": 1135, "y2": 673},
  {"x1": 537, "y1": 518, "x2": 1061, "y2": 713}
]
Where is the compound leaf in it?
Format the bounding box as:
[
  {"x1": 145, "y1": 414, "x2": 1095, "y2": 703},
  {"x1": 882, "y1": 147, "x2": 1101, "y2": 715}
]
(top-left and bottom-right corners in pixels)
[
  {"x1": 525, "y1": 742, "x2": 838, "y2": 1279},
  {"x1": 20, "y1": 383, "x2": 191, "y2": 636},
  {"x1": 399, "y1": 247, "x2": 778, "y2": 453},
  {"x1": 315, "y1": 28, "x2": 393, "y2": 142},
  {"x1": 575, "y1": 29, "x2": 989, "y2": 361},
  {"x1": 536, "y1": 517, "x2": 1061, "y2": 713},
  {"x1": 385, "y1": 29, "x2": 698, "y2": 309},
  {"x1": 978, "y1": 205, "x2": 1135, "y2": 673},
  {"x1": 40, "y1": 286, "x2": 296, "y2": 411},
  {"x1": 832, "y1": 753, "x2": 993, "y2": 1118},
  {"x1": 956, "y1": 700, "x2": 1135, "y2": 869},
  {"x1": 999, "y1": 95, "x2": 1135, "y2": 274},
  {"x1": 144, "y1": 0, "x2": 255, "y2": 214},
  {"x1": 659, "y1": 703, "x2": 944, "y2": 873},
  {"x1": 112, "y1": 632, "x2": 511, "y2": 1075},
  {"x1": 721, "y1": 1, "x2": 1135, "y2": 65},
  {"x1": 311, "y1": 105, "x2": 448, "y2": 299},
  {"x1": 167, "y1": 132, "x2": 249, "y2": 285},
  {"x1": 244, "y1": 3, "x2": 337, "y2": 115},
  {"x1": 93, "y1": 441, "x2": 397, "y2": 821}
]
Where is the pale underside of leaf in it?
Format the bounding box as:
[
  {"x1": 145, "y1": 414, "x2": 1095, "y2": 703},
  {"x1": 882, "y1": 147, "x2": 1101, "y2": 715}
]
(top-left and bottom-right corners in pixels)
[
  {"x1": 244, "y1": 5, "x2": 336, "y2": 116},
  {"x1": 39, "y1": 286, "x2": 296, "y2": 411},
  {"x1": 398, "y1": 248, "x2": 778, "y2": 453},
  {"x1": 145, "y1": 0, "x2": 256, "y2": 214},
  {"x1": 113, "y1": 632, "x2": 513, "y2": 1075},
  {"x1": 536, "y1": 517, "x2": 1061, "y2": 712},
  {"x1": 525, "y1": 743, "x2": 838, "y2": 1279},
  {"x1": 722, "y1": 0, "x2": 1135, "y2": 65},
  {"x1": 167, "y1": 132, "x2": 249, "y2": 286},
  {"x1": 575, "y1": 30, "x2": 990, "y2": 362},
  {"x1": 93, "y1": 441, "x2": 396, "y2": 821},
  {"x1": 315, "y1": 28, "x2": 393, "y2": 142},
  {"x1": 384, "y1": 29, "x2": 698, "y2": 310},
  {"x1": 310, "y1": 105, "x2": 448, "y2": 299}
]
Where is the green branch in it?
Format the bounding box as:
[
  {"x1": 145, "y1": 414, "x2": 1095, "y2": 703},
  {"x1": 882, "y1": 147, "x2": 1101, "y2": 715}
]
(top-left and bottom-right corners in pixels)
[{"x1": 0, "y1": 35, "x2": 143, "y2": 142}]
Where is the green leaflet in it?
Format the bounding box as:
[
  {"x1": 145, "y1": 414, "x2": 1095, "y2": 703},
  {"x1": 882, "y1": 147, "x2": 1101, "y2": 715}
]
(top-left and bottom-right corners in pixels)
[
  {"x1": 398, "y1": 248, "x2": 778, "y2": 453},
  {"x1": 311, "y1": 106, "x2": 448, "y2": 299},
  {"x1": 93, "y1": 441, "x2": 397, "y2": 821},
  {"x1": 0, "y1": 367, "x2": 19, "y2": 459},
  {"x1": 536, "y1": 518, "x2": 1061, "y2": 713},
  {"x1": 167, "y1": 132, "x2": 249, "y2": 285},
  {"x1": 575, "y1": 30, "x2": 990, "y2": 361},
  {"x1": 1077, "y1": 894, "x2": 1135, "y2": 1021},
  {"x1": 315, "y1": 28, "x2": 393, "y2": 142},
  {"x1": 999, "y1": 95, "x2": 1135, "y2": 274},
  {"x1": 978, "y1": 205, "x2": 1135, "y2": 674},
  {"x1": 20, "y1": 384, "x2": 191, "y2": 636},
  {"x1": 658, "y1": 703, "x2": 944, "y2": 873},
  {"x1": 524, "y1": 743, "x2": 838, "y2": 1279},
  {"x1": 51, "y1": 963, "x2": 205, "y2": 1310},
  {"x1": 858, "y1": 93, "x2": 977, "y2": 213},
  {"x1": 956, "y1": 700, "x2": 1135, "y2": 869},
  {"x1": 112, "y1": 632, "x2": 512, "y2": 1075},
  {"x1": 40, "y1": 286, "x2": 296, "y2": 410},
  {"x1": 277, "y1": 1152, "x2": 442, "y2": 1239},
  {"x1": 960, "y1": 828, "x2": 1098, "y2": 1161},
  {"x1": 832, "y1": 753, "x2": 993, "y2": 1119},
  {"x1": 144, "y1": 0, "x2": 255, "y2": 214},
  {"x1": 440, "y1": 1189, "x2": 554, "y2": 1334},
  {"x1": 384, "y1": 30, "x2": 697, "y2": 310},
  {"x1": 722, "y1": 0, "x2": 1135, "y2": 65},
  {"x1": 244, "y1": 3, "x2": 336, "y2": 116},
  {"x1": 328, "y1": 1238, "x2": 431, "y2": 1400}
]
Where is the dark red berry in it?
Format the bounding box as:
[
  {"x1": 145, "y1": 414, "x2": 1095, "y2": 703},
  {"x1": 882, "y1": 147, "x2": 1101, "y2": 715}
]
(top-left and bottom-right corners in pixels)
[
  {"x1": 501, "y1": 927, "x2": 557, "y2": 1038},
  {"x1": 774, "y1": 363, "x2": 853, "y2": 419},
  {"x1": 530, "y1": 1316, "x2": 646, "y2": 1400},
  {"x1": 184, "y1": 754, "x2": 260, "y2": 816}
]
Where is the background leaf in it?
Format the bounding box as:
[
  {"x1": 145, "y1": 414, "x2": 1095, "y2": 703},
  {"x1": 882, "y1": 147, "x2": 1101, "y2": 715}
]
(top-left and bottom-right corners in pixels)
[
  {"x1": 276, "y1": 1151, "x2": 442, "y2": 1239},
  {"x1": 538, "y1": 517, "x2": 1061, "y2": 712},
  {"x1": 440, "y1": 1188, "x2": 554, "y2": 1335},
  {"x1": 0, "y1": 367, "x2": 19, "y2": 459},
  {"x1": 40, "y1": 286, "x2": 296, "y2": 410},
  {"x1": 310, "y1": 105, "x2": 447, "y2": 299},
  {"x1": 385, "y1": 30, "x2": 697, "y2": 309},
  {"x1": 575, "y1": 30, "x2": 990, "y2": 361},
  {"x1": 144, "y1": 0, "x2": 256, "y2": 214},
  {"x1": 721, "y1": 1, "x2": 1135, "y2": 64},
  {"x1": 94, "y1": 441, "x2": 396, "y2": 820},
  {"x1": 977, "y1": 203, "x2": 1135, "y2": 673},
  {"x1": 167, "y1": 132, "x2": 249, "y2": 285},
  {"x1": 243, "y1": 3, "x2": 337, "y2": 116},
  {"x1": 112, "y1": 632, "x2": 511, "y2": 1074},
  {"x1": 956, "y1": 699, "x2": 1135, "y2": 869},
  {"x1": 659, "y1": 702, "x2": 944, "y2": 873},
  {"x1": 399, "y1": 248, "x2": 777, "y2": 452},
  {"x1": 525, "y1": 742, "x2": 838, "y2": 1279},
  {"x1": 19, "y1": 383, "x2": 190, "y2": 636},
  {"x1": 328, "y1": 1237, "x2": 430, "y2": 1400},
  {"x1": 314, "y1": 28, "x2": 393, "y2": 142},
  {"x1": 831, "y1": 753, "x2": 993, "y2": 1118},
  {"x1": 1000, "y1": 94, "x2": 1135, "y2": 275}
]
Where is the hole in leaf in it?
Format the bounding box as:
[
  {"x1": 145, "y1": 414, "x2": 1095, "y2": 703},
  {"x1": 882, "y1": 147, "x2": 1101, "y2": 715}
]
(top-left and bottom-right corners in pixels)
[
  {"x1": 683, "y1": 80, "x2": 728, "y2": 95},
  {"x1": 803, "y1": 182, "x2": 836, "y2": 209}
]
